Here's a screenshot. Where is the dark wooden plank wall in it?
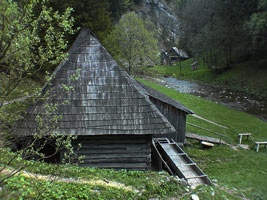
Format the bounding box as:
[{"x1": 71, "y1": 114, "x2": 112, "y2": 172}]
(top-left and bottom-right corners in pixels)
[
  {"x1": 72, "y1": 135, "x2": 152, "y2": 170},
  {"x1": 149, "y1": 97, "x2": 186, "y2": 144}
]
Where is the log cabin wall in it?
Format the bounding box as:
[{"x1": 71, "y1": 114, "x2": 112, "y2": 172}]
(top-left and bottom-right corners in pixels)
[
  {"x1": 72, "y1": 135, "x2": 152, "y2": 170},
  {"x1": 149, "y1": 97, "x2": 187, "y2": 144}
]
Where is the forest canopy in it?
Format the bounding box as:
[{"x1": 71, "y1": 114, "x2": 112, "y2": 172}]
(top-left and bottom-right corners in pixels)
[{"x1": 175, "y1": 0, "x2": 267, "y2": 67}]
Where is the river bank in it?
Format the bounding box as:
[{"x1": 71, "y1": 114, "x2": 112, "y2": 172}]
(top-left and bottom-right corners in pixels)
[
  {"x1": 141, "y1": 76, "x2": 267, "y2": 122},
  {"x1": 146, "y1": 59, "x2": 267, "y2": 98},
  {"x1": 142, "y1": 59, "x2": 267, "y2": 120}
]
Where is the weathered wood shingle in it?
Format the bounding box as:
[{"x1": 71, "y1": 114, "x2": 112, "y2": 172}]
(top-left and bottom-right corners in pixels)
[
  {"x1": 15, "y1": 28, "x2": 175, "y2": 136},
  {"x1": 138, "y1": 82, "x2": 194, "y2": 114},
  {"x1": 137, "y1": 82, "x2": 193, "y2": 143}
]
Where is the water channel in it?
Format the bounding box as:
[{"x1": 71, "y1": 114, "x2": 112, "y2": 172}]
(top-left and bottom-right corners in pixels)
[{"x1": 147, "y1": 77, "x2": 267, "y2": 121}]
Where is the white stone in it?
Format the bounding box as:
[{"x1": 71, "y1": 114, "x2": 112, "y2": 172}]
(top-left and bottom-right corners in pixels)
[
  {"x1": 191, "y1": 194, "x2": 199, "y2": 200},
  {"x1": 211, "y1": 188, "x2": 215, "y2": 196},
  {"x1": 212, "y1": 179, "x2": 218, "y2": 183}
]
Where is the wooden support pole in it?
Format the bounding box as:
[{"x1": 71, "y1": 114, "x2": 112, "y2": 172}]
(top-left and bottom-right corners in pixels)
[{"x1": 186, "y1": 122, "x2": 225, "y2": 138}]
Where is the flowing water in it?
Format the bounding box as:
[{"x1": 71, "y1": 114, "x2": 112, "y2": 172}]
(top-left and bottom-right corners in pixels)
[{"x1": 149, "y1": 77, "x2": 267, "y2": 121}]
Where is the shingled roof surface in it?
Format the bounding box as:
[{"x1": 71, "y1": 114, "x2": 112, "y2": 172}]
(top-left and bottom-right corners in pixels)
[
  {"x1": 138, "y1": 82, "x2": 194, "y2": 114},
  {"x1": 171, "y1": 47, "x2": 189, "y2": 59},
  {"x1": 16, "y1": 29, "x2": 175, "y2": 136}
]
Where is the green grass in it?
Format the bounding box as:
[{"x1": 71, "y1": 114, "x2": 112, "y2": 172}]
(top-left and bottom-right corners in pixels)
[
  {"x1": 0, "y1": 148, "x2": 189, "y2": 200},
  {"x1": 144, "y1": 58, "x2": 213, "y2": 81},
  {"x1": 140, "y1": 79, "x2": 267, "y2": 141},
  {"x1": 140, "y1": 79, "x2": 267, "y2": 200},
  {"x1": 145, "y1": 58, "x2": 267, "y2": 97},
  {"x1": 0, "y1": 147, "x2": 247, "y2": 199}
]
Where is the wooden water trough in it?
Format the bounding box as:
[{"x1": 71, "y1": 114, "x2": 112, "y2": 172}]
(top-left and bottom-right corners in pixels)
[{"x1": 152, "y1": 138, "x2": 211, "y2": 188}]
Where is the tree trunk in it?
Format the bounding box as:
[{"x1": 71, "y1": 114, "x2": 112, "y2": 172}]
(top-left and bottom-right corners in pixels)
[{"x1": 128, "y1": 61, "x2": 132, "y2": 75}]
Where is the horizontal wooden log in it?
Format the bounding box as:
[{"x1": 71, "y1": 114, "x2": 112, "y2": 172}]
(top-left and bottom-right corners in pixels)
[
  {"x1": 75, "y1": 135, "x2": 150, "y2": 140},
  {"x1": 71, "y1": 135, "x2": 151, "y2": 170},
  {"x1": 78, "y1": 157, "x2": 150, "y2": 163},
  {"x1": 77, "y1": 153, "x2": 150, "y2": 159},
  {"x1": 74, "y1": 143, "x2": 148, "y2": 148},
  {"x1": 80, "y1": 162, "x2": 149, "y2": 169},
  {"x1": 76, "y1": 146, "x2": 149, "y2": 152},
  {"x1": 73, "y1": 139, "x2": 148, "y2": 145},
  {"x1": 75, "y1": 148, "x2": 150, "y2": 154}
]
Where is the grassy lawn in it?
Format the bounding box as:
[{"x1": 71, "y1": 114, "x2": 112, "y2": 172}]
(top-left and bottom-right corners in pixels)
[
  {"x1": 0, "y1": 146, "x2": 249, "y2": 200},
  {"x1": 1, "y1": 148, "x2": 240, "y2": 200},
  {"x1": 140, "y1": 79, "x2": 267, "y2": 200}
]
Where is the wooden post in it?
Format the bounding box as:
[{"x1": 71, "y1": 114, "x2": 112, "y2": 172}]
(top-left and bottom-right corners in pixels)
[
  {"x1": 239, "y1": 135, "x2": 242, "y2": 144},
  {"x1": 238, "y1": 133, "x2": 252, "y2": 144}
]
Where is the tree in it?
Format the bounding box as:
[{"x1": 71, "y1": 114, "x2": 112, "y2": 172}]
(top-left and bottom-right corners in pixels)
[
  {"x1": 48, "y1": 0, "x2": 113, "y2": 41},
  {"x1": 178, "y1": 0, "x2": 258, "y2": 67},
  {"x1": 0, "y1": 0, "x2": 75, "y2": 99},
  {"x1": 248, "y1": 0, "x2": 267, "y2": 55},
  {"x1": 109, "y1": 0, "x2": 134, "y2": 21},
  {"x1": 0, "y1": 1, "x2": 79, "y2": 198},
  {"x1": 104, "y1": 12, "x2": 159, "y2": 75}
]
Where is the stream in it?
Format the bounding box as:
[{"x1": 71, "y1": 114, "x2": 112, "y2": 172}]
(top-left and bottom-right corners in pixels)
[
  {"x1": 148, "y1": 77, "x2": 267, "y2": 121},
  {"x1": 138, "y1": 1, "x2": 267, "y2": 122}
]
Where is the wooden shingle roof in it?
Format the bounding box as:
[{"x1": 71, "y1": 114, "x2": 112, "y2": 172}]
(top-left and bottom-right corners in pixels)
[
  {"x1": 15, "y1": 28, "x2": 175, "y2": 136},
  {"x1": 138, "y1": 82, "x2": 194, "y2": 114},
  {"x1": 171, "y1": 47, "x2": 189, "y2": 59}
]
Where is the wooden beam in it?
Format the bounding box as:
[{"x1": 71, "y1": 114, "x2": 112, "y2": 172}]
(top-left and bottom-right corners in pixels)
[
  {"x1": 186, "y1": 122, "x2": 226, "y2": 138},
  {"x1": 192, "y1": 114, "x2": 228, "y2": 129}
]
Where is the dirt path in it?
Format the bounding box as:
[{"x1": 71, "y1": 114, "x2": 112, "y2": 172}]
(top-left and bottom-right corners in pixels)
[{"x1": 1, "y1": 168, "x2": 136, "y2": 192}]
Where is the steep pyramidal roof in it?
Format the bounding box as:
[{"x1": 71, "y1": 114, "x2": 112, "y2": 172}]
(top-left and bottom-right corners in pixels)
[{"x1": 16, "y1": 28, "x2": 175, "y2": 136}]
